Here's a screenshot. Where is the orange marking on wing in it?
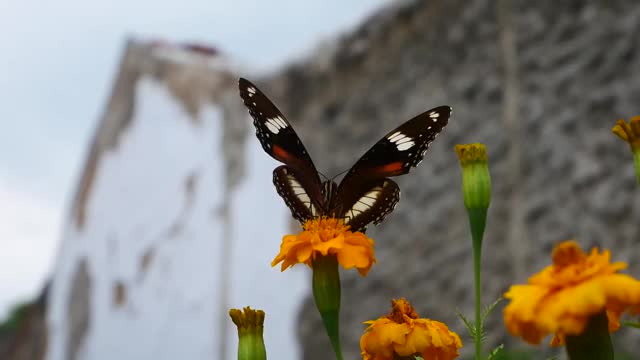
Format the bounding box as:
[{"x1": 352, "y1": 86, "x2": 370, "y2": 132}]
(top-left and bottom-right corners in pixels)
[
  {"x1": 378, "y1": 162, "x2": 403, "y2": 174},
  {"x1": 272, "y1": 145, "x2": 290, "y2": 161}
]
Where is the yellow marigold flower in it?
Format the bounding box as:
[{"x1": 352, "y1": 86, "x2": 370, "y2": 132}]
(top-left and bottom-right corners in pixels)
[
  {"x1": 612, "y1": 116, "x2": 640, "y2": 150},
  {"x1": 504, "y1": 240, "x2": 640, "y2": 346},
  {"x1": 360, "y1": 298, "x2": 462, "y2": 360},
  {"x1": 271, "y1": 217, "x2": 376, "y2": 276}
]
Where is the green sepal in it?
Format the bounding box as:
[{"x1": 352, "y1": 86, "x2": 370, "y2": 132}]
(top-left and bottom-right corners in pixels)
[{"x1": 312, "y1": 254, "x2": 343, "y2": 360}]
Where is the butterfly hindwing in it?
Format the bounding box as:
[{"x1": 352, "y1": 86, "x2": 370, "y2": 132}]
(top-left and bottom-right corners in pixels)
[
  {"x1": 273, "y1": 166, "x2": 319, "y2": 223},
  {"x1": 340, "y1": 179, "x2": 400, "y2": 232}
]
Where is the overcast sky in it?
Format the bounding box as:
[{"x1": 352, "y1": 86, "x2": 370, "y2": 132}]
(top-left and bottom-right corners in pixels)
[{"x1": 0, "y1": 0, "x2": 389, "y2": 318}]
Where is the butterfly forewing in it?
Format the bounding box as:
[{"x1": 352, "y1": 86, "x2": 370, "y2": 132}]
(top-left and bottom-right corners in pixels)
[
  {"x1": 343, "y1": 106, "x2": 451, "y2": 181},
  {"x1": 239, "y1": 78, "x2": 324, "y2": 210},
  {"x1": 239, "y1": 78, "x2": 314, "y2": 167}
]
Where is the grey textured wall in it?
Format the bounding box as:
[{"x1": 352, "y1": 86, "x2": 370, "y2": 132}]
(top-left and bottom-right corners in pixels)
[{"x1": 258, "y1": 0, "x2": 640, "y2": 358}]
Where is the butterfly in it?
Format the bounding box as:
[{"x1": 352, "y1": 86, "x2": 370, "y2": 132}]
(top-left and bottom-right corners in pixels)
[{"x1": 238, "y1": 77, "x2": 451, "y2": 232}]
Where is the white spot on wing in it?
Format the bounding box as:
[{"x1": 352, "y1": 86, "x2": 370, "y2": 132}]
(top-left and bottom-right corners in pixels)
[
  {"x1": 397, "y1": 141, "x2": 415, "y2": 151},
  {"x1": 359, "y1": 196, "x2": 376, "y2": 207},
  {"x1": 388, "y1": 132, "x2": 415, "y2": 151},
  {"x1": 266, "y1": 122, "x2": 279, "y2": 134},
  {"x1": 274, "y1": 116, "x2": 288, "y2": 128},
  {"x1": 387, "y1": 131, "x2": 401, "y2": 141},
  {"x1": 429, "y1": 111, "x2": 439, "y2": 118},
  {"x1": 266, "y1": 116, "x2": 289, "y2": 133},
  {"x1": 298, "y1": 193, "x2": 310, "y2": 203},
  {"x1": 352, "y1": 202, "x2": 369, "y2": 212}
]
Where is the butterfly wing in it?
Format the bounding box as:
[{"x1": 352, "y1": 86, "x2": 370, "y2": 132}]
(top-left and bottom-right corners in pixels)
[
  {"x1": 273, "y1": 165, "x2": 319, "y2": 223},
  {"x1": 341, "y1": 179, "x2": 400, "y2": 232},
  {"x1": 342, "y1": 106, "x2": 451, "y2": 181},
  {"x1": 239, "y1": 78, "x2": 325, "y2": 214},
  {"x1": 333, "y1": 106, "x2": 451, "y2": 229}
]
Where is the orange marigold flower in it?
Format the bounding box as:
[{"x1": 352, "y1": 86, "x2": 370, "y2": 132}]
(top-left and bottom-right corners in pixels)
[
  {"x1": 504, "y1": 240, "x2": 640, "y2": 346},
  {"x1": 360, "y1": 298, "x2": 462, "y2": 360},
  {"x1": 271, "y1": 217, "x2": 376, "y2": 276}
]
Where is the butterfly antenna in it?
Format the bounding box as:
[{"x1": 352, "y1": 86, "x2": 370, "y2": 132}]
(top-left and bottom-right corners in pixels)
[
  {"x1": 330, "y1": 168, "x2": 350, "y2": 182},
  {"x1": 317, "y1": 171, "x2": 330, "y2": 182}
]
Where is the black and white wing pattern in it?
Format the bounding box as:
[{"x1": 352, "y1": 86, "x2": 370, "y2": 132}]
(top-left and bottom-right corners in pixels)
[
  {"x1": 272, "y1": 166, "x2": 319, "y2": 223},
  {"x1": 340, "y1": 179, "x2": 400, "y2": 232},
  {"x1": 239, "y1": 78, "x2": 325, "y2": 216},
  {"x1": 331, "y1": 106, "x2": 451, "y2": 230},
  {"x1": 239, "y1": 76, "x2": 451, "y2": 232},
  {"x1": 341, "y1": 106, "x2": 451, "y2": 182}
]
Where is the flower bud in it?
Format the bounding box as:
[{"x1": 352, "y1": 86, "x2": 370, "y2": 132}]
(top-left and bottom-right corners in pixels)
[
  {"x1": 455, "y1": 144, "x2": 491, "y2": 210},
  {"x1": 229, "y1": 307, "x2": 267, "y2": 360},
  {"x1": 612, "y1": 116, "x2": 640, "y2": 184}
]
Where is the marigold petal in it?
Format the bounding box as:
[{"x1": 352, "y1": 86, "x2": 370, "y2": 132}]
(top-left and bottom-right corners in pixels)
[
  {"x1": 396, "y1": 321, "x2": 429, "y2": 356},
  {"x1": 600, "y1": 274, "x2": 640, "y2": 306},
  {"x1": 539, "y1": 281, "x2": 606, "y2": 334},
  {"x1": 361, "y1": 319, "x2": 409, "y2": 359},
  {"x1": 293, "y1": 242, "x2": 313, "y2": 264},
  {"x1": 273, "y1": 217, "x2": 377, "y2": 274},
  {"x1": 361, "y1": 299, "x2": 461, "y2": 360},
  {"x1": 312, "y1": 233, "x2": 344, "y2": 255},
  {"x1": 271, "y1": 235, "x2": 296, "y2": 267},
  {"x1": 337, "y1": 243, "x2": 375, "y2": 274},
  {"x1": 550, "y1": 334, "x2": 564, "y2": 347},
  {"x1": 503, "y1": 240, "x2": 640, "y2": 346}
]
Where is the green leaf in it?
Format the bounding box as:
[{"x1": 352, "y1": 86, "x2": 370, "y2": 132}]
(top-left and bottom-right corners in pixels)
[
  {"x1": 622, "y1": 320, "x2": 640, "y2": 329},
  {"x1": 486, "y1": 344, "x2": 504, "y2": 360},
  {"x1": 456, "y1": 309, "x2": 478, "y2": 338},
  {"x1": 482, "y1": 298, "x2": 503, "y2": 323}
]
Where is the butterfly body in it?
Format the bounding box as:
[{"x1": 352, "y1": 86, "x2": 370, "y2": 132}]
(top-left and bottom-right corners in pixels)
[{"x1": 239, "y1": 78, "x2": 450, "y2": 232}]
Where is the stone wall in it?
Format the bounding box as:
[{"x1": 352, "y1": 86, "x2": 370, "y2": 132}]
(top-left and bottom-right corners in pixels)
[
  {"x1": 6, "y1": 0, "x2": 640, "y2": 358},
  {"x1": 258, "y1": 0, "x2": 640, "y2": 357}
]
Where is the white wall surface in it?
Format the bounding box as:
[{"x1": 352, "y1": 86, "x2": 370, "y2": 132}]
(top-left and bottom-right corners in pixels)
[{"x1": 46, "y1": 77, "x2": 307, "y2": 360}]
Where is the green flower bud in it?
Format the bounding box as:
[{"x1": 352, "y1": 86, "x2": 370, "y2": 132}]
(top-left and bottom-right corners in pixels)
[
  {"x1": 455, "y1": 144, "x2": 491, "y2": 210},
  {"x1": 455, "y1": 143, "x2": 492, "y2": 359},
  {"x1": 612, "y1": 116, "x2": 640, "y2": 184},
  {"x1": 229, "y1": 307, "x2": 267, "y2": 360}
]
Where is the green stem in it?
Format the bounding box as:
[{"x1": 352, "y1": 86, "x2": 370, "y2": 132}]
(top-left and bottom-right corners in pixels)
[
  {"x1": 633, "y1": 150, "x2": 640, "y2": 185},
  {"x1": 468, "y1": 208, "x2": 487, "y2": 360},
  {"x1": 565, "y1": 311, "x2": 614, "y2": 360},
  {"x1": 312, "y1": 255, "x2": 343, "y2": 360}
]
